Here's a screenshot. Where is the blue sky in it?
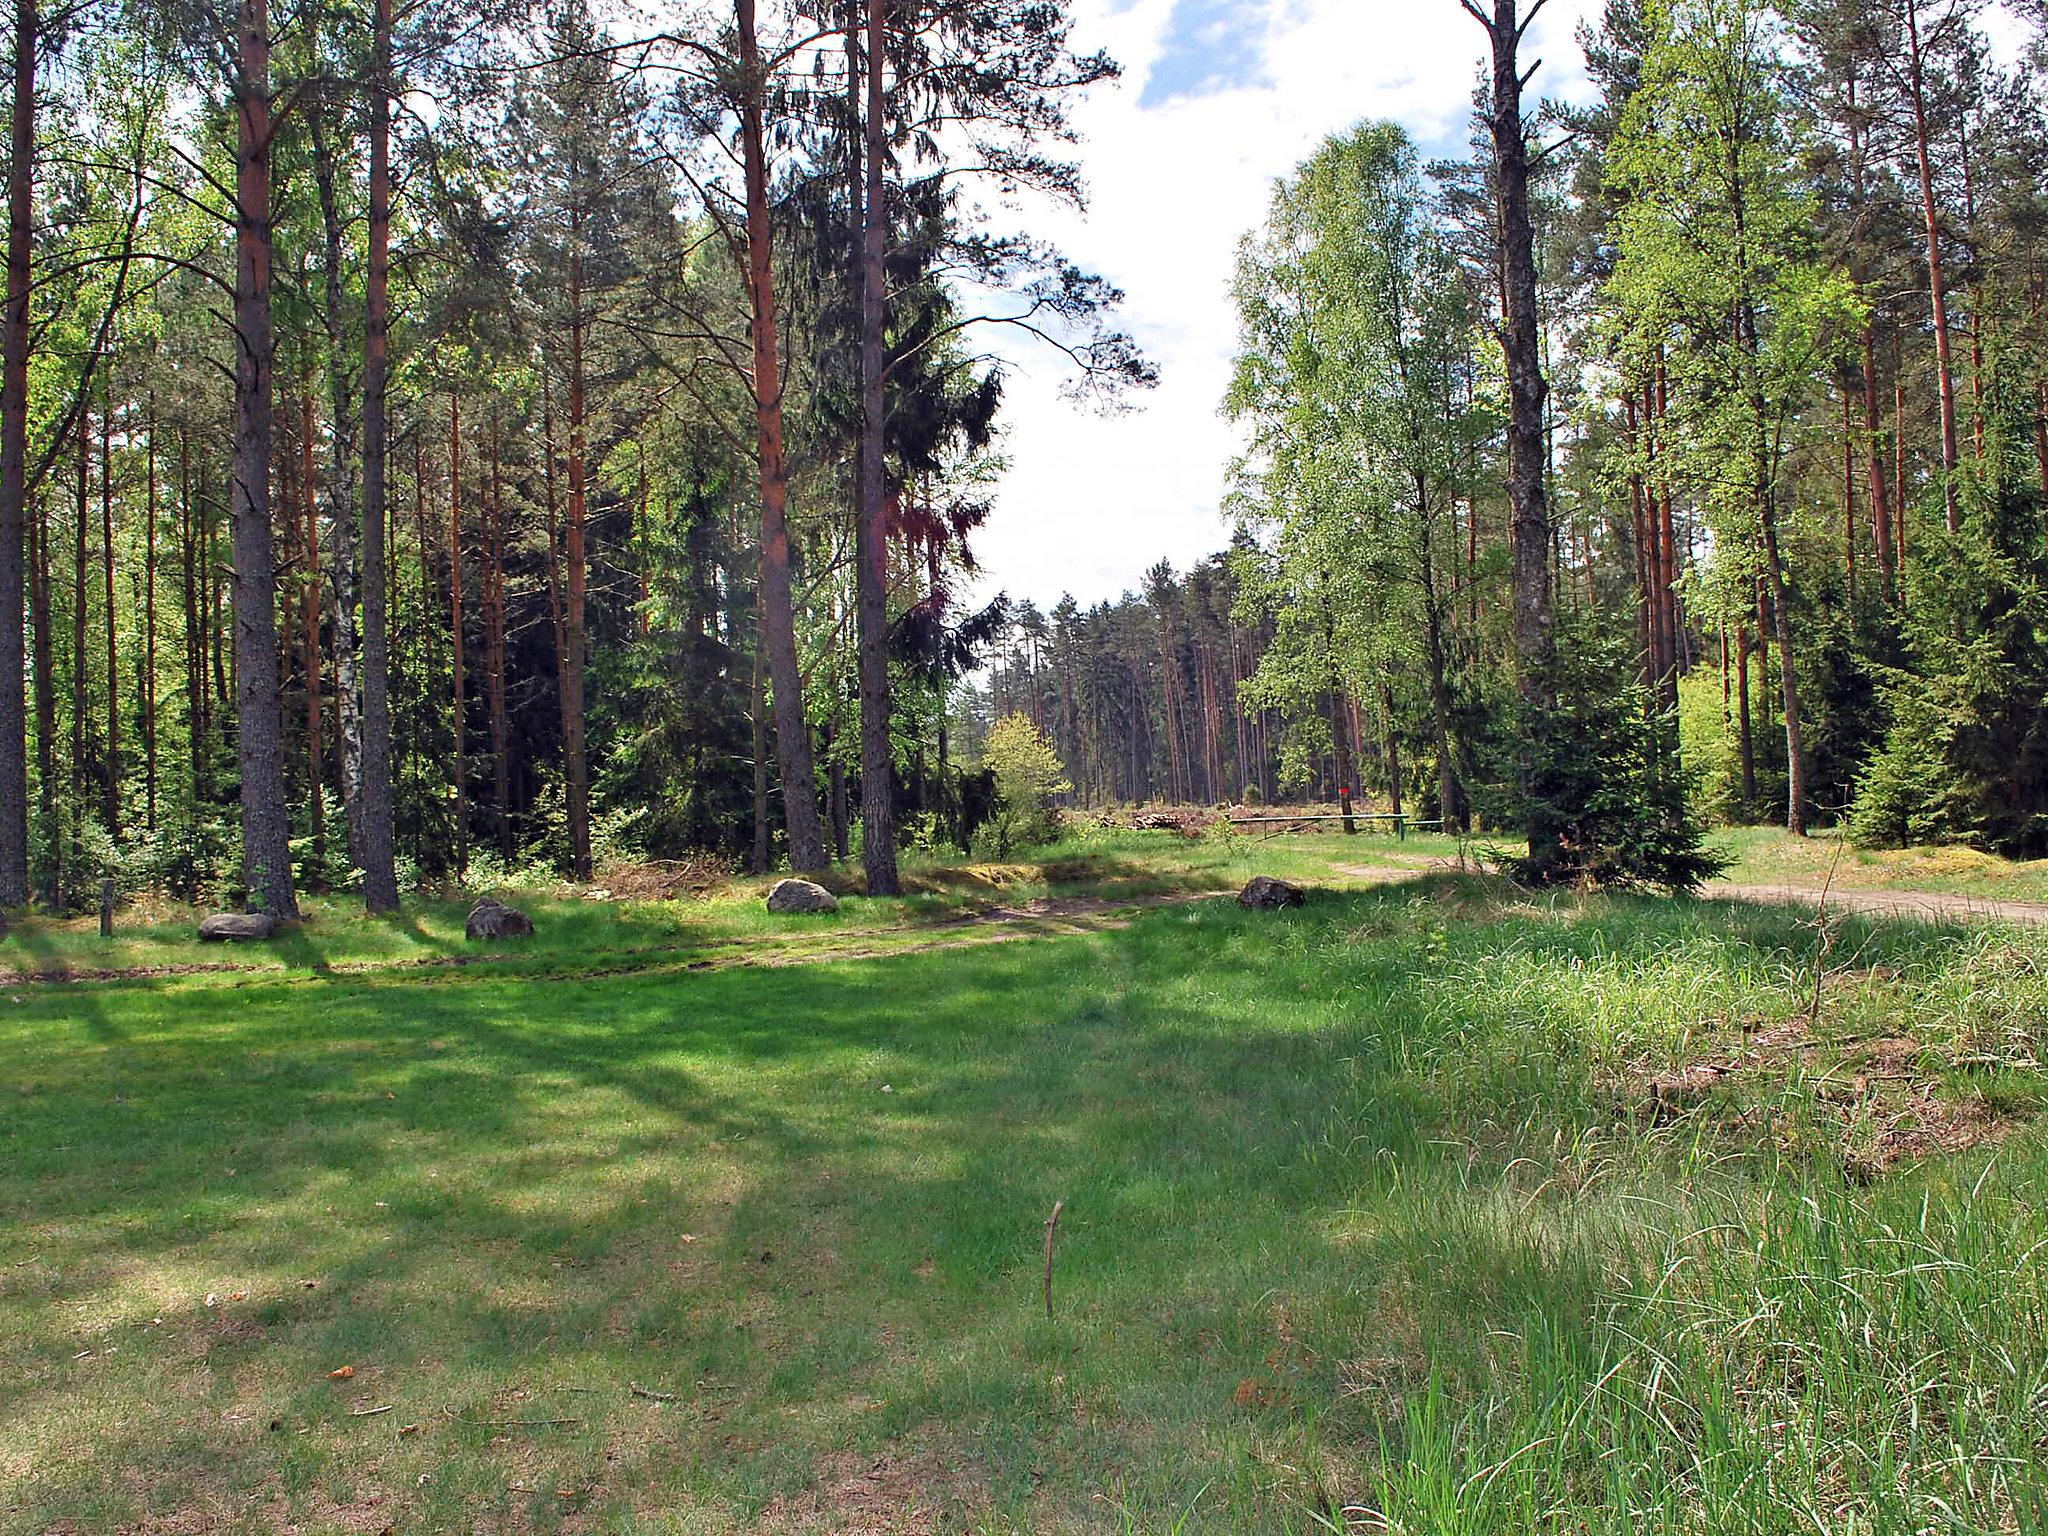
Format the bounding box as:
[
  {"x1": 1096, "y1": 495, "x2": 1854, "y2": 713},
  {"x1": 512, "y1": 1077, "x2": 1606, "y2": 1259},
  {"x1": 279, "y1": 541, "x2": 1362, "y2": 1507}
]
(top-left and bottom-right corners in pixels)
[{"x1": 1139, "y1": 0, "x2": 1273, "y2": 106}]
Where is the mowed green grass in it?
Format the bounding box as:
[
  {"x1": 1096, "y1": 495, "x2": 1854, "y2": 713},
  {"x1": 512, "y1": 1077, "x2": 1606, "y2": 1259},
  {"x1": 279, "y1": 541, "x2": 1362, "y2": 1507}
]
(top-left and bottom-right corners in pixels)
[{"x1": 5, "y1": 857, "x2": 2048, "y2": 1532}]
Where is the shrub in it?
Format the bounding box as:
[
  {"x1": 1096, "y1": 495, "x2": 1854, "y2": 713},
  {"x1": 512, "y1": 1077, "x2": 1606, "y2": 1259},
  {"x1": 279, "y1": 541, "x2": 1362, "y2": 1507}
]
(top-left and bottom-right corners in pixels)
[
  {"x1": 976, "y1": 715, "x2": 1072, "y2": 856},
  {"x1": 1487, "y1": 613, "x2": 1726, "y2": 893},
  {"x1": 1852, "y1": 404, "x2": 2048, "y2": 855}
]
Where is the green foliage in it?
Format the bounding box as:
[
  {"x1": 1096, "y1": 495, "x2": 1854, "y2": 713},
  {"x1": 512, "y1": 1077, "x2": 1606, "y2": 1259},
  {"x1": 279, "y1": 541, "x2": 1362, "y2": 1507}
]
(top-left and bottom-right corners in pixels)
[
  {"x1": 1854, "y1": 403, "x2": 2048, "y2": 855},
  {"x1": 973, "y1": 713, "x2": 1071, "y2": 856},
  {"x1": 1226, "y1": 122, "x2": 1487, "y2": 825},
  {"x1": 1494, "y1": 617, "x2": 1728, "y2": 892},
  {"x1": 982, "y1": 713, "x2": 1072, "y2": 811},
  {"x1": 1675, "y1": 666, "x2": 1743, "y2": 824}
]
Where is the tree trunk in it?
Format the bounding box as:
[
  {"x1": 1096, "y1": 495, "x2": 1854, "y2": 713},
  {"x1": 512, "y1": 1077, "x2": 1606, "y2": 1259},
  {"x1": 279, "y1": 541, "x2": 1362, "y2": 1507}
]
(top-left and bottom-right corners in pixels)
[
  {"x1": 1904, "y1": 0, "x2": 1961, "y2": 534},
  {"x1": 1328, "y1": 690, "x2": 1356, "y2": 833},
  {"x1": 856, "y1": 0, "x2": 899, "y2": 892},
  {"x1": 230, "y1": 0, "x2": 299, "y2": 918},
  {"x1": 301, "y1": 393, "x2": 324, "y2": 874},
  {"x1": 486, "y1": 419, "x2": 510, "y2": 860},
  {"x1": 1842, "y1": 390, "x2": 1857, "y2": 604},
  {"x1": 1473, "y1": 0, "x2": 1555, "y2": 862},
  {"x1": 736, "y1": 0, "x2": 825, "y2": 871},
  {"x1": 1626, "y1": 393, "x2": 1652, "y2": 684},
  {"x1": 1760, "y1": 502, "x2": 1806, "y2": 834},
  {"x1": 1654, "y1": 359, "x2": 1680, "y2": 711},
  {"x1": 563, "y1": 249, "x2": 592, "y2": 879},
  {"x1": 1735, "y1": 625, "x2": 1755, "y2": 809},
  {"x1": 1379, "y1": 683, "x2": 1402, "y2": 820},
  {"x1": 71, "y1": 406, "x2": 86, "y2": 874},
  {"x1": 1413, "y1": 470, "x2": 1461, "y2": 828},
  {"x1": 2036, "y1": 383, "x2": 2048, "y2": 502},
  {"x1": 308, "y1": 76, "x2": 363, "y2": 857},
  {"x1": 180, "y1": 432, "x2": 203, "y2": 800},
  {"x1": 749, "y1": 593, "x2": 768, "y2": 874},
  {"x1": 356, "y1": 0, "x2": 399, "y2": 909},
  {"x1": 30, "y1": 445, "x2": 53, "y2": 904},
  {"x1": 448, "y1": 399, "x2": 467, "y2": 877},
  {"x1": 100, "y1": 399, "x2": 117, "y2": 837},
  {"x1": 1864, "y1": 327, "x2": 1895, "y2": 600},
  {"x1": 0, "y1": 0, "x2": 33, "y2": 904},
  {"x1": 142, "y1": 412, "x2": 156, "y2": 829}
]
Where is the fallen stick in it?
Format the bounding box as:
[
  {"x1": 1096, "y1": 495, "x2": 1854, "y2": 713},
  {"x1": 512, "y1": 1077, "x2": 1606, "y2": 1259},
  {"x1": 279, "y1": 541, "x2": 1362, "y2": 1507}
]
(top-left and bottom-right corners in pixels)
[
  {"x1": 441, "y1": 1406, "x2": 581, "y2": 1428},
  {"x1": 348, "y1": 1405, "x2": 393, "y2": 1418},
  {"x1": 629, "y1": 1383, "x2": 676, "y2": 1402},
  {"x1": 1043, "y1": 1198, "x2": 1065, "y2": 1320}
]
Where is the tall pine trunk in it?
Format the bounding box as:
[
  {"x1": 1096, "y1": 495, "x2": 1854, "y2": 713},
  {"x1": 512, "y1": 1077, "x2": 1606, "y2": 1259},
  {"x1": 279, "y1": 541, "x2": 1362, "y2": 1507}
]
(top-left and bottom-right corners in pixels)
[
  {"x1": 308, "y1": 78, "x2": 363, "y2": 855},
  {"x1": 230, "y1": 0, "x2": 299, "y2": 918},
  {"x1": 1471, "y1": 0, "x2": 1556, "y2": 865},
  {"x1": 300, "y1": 397, "x2": 324, "y2": 874},
  {"x1": 856, "y1": 0, "x2": 899, "y2": 892},
  {"x1": 736, "y1": 0, "x2": 825, "y2": 870},
  {"x1": 71, "y1": 408, "x2": 85, "y2": 873},
  {"x1": 447, "y1": 400, "x2": 467, "y2": 877},
  {"x1": 100, "y1": 400, "x2": 116, "y2": 836},
  {"x1": 356, "y1": 0, "x2": 399, "y2": 909},
  {"x1": 564, "y1": 252, "x2": 591, "y2": 879},
  {"x1": 181, "y1": 432, "x2": 205, "y2": 799},
  {"x1": 1864, "y1": 327, "x2": 1895, "y2": 599},
  {"x1": 485, "y1": 419, "x2": 510, "y2": 859},
  {"x1": 0, "y1": 0, "x2": 33, "y2": 904},
  {"x1": 30, "y1": 452, "x2": 52, "y2": 903},
  {"x1": 1735, "y1": 625, "x2": 1755, "y2": 807},
  {"x1": 143, "y1": 408, "x2": 156, "y2": 828},
  {"x1": 1903, "y1": 0, "x2": 1961, "y2": 533}
]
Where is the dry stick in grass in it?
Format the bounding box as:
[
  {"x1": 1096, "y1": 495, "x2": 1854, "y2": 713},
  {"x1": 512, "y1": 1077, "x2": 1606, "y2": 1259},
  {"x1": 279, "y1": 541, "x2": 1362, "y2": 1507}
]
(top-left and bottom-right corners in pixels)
[
  {"x1": 348, "y1": 1404, "x2": 393, "y2": 1418},
  {"x1": 1043, "y1": 1198, "x2": 1065, "y2": 1320},
  {"x1": 628, "y1": 1383, "x2": 676, "y2": 1402},
  {"x1": 441, "y1": 1406, "x2": 580, "y2": 1428},
  {"x1": 1809, "y1": 834, "x2": 1851, "y2": 1026}
]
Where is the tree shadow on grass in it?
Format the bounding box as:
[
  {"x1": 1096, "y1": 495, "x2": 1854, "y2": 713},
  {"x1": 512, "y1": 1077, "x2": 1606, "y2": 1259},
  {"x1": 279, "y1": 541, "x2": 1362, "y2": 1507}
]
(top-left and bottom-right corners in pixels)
[{"x1": 3, "y1": 887, "x2": 2035, "y2": 1531}]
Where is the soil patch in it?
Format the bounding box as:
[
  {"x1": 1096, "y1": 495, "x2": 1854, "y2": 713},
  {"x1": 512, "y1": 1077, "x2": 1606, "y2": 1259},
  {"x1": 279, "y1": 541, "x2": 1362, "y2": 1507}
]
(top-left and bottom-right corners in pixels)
[{"x1": 758, "y1": 1446, "x2": 988, "y2": 1535}]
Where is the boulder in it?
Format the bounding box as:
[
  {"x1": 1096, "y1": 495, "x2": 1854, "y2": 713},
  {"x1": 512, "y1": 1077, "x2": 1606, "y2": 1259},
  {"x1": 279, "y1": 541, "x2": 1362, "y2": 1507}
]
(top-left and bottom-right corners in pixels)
[
  {"x1": 465, "y1": 897, "x2": 534, "y2": 941},
  {"x1": 766, "y1": 877, "x2": 838, "y2": 915},
  {"x1": 1237, "y1": 876, "x2": 1305, "y2": 910},
  {"x1": 198, "y1": 912, "x2": 278, "y2": 943}
]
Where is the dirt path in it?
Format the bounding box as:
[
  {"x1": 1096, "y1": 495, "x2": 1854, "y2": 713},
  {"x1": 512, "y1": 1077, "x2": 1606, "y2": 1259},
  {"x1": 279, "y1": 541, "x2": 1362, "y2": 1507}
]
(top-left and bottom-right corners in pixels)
[
  {"x1": 1334, "y1": 858, "x2": 1467, "y2": 884},
  {"x1": 1333, "y1": 856, "x2": 2048, "y2": 927},
  {"x1": 1712, "y1": 882, "x2": 2048, "y2": 926}
]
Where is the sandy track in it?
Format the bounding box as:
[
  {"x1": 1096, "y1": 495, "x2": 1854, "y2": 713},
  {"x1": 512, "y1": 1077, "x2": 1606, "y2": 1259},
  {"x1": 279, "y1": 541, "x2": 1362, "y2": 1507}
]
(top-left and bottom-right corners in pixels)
[{"x1": 1711, "y1": 882, "x2": 2048, "y2": 926}]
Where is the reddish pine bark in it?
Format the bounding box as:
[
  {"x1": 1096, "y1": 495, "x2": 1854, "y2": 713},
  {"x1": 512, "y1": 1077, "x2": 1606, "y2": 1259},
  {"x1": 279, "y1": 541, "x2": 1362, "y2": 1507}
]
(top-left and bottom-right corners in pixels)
[
  {"x1": 229, "y1": 0, "x2": 299, "y2": 917},
  {"x1": 0, "y1": 0, "x2": 33, "y2": 902}
]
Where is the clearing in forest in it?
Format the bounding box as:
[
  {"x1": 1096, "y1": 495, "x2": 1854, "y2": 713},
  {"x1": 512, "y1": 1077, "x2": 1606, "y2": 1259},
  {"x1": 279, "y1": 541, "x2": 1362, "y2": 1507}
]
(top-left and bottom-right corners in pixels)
[{"x1": 5, "y1": 832, "x2": 2047, "y2": 1532}]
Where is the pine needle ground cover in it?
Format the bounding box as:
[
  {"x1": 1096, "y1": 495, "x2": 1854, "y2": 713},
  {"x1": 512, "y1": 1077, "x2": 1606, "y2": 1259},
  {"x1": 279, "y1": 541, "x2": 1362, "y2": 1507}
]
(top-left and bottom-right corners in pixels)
[{"x1": 5, "y1": 846, "x2": 2048, "y2": 1532}]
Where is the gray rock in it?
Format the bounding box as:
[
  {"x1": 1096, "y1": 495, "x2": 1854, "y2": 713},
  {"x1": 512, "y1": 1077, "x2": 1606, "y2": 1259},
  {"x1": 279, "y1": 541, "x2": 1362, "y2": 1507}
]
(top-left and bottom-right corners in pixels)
[
  {"x1": 1237, "y1": 875, "x2": 1305, "y2": 910},
  {"x1": 465, "y1": 897, "x2": 535, "y2": 941},
  {"x1": 766, "y1": 877, "x2": 838, "y2": 915},
  {"x1": 198, "y1": 912, "x2": 278, "y2": 942}
]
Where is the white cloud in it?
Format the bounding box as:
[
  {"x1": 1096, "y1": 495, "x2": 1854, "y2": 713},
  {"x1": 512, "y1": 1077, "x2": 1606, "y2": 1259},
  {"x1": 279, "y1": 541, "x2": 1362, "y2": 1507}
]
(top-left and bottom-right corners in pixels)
[{"x1": 966, "y1": 0, "x2": 1604, "y2": 611}]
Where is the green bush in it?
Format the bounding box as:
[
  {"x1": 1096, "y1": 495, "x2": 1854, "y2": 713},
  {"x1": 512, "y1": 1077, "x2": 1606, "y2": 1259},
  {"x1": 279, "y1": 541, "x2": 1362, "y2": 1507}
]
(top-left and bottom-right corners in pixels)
[
  {"x1": 1852, "y1": 398, "x2": 2048, "y2": 855},
  {"x1": 1490, "y1": 614, "x2": 1727, "y2": 893},
  {"x1": 977, "y1": 714, "x2": 1071, "y2": 854}
]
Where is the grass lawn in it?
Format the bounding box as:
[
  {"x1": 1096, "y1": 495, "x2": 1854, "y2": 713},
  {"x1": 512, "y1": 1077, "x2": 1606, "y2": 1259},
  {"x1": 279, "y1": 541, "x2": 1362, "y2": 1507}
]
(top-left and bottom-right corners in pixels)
[{"x1": 5, "y1": 836, "x2": 2048, "y2": 1531}]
